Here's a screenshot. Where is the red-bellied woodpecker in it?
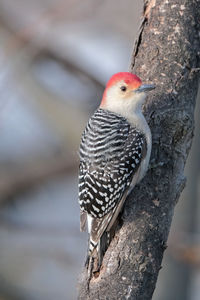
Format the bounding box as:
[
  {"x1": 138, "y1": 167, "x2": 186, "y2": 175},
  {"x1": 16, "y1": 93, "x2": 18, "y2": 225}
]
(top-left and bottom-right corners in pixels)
[{"x1": 79, "y1": 72, "x2": 155, "y2": 271}]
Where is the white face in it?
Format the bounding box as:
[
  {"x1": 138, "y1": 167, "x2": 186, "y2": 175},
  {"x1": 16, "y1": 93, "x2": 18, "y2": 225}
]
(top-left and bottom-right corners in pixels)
[{"x1": 102, "y1": 80, "x2": 146, "y2": 115}]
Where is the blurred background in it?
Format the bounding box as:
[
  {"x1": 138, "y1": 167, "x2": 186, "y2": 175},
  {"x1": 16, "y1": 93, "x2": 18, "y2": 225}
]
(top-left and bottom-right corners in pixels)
[{"x1": 0, "y1": 1, "x2": 199, "y2": 299}]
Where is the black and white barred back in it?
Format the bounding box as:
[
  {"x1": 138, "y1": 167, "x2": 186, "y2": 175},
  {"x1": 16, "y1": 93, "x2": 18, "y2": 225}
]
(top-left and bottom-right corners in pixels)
[{"x1": 79, "y1": 108, "x2": 147, "y2": 257}]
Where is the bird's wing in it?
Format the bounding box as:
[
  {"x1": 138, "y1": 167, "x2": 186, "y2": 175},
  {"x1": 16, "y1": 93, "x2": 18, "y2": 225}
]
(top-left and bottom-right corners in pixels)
[
  {"x1": 84, "y1": 164, "x2": 142, "y2": 246},
  {"x1": 78, "y1": 108, "x2": 147, "y2": 243}
]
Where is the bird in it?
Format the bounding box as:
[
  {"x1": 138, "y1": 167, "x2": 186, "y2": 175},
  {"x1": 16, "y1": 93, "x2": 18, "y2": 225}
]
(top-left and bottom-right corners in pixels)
[{"x1": 78, "y1": 72, "x2": 155, "y2": 273}]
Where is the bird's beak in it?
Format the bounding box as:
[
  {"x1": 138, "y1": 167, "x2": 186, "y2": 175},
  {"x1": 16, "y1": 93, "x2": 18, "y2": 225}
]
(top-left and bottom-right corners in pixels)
[{"x1": 135, "y1": 84, "x2": 155, "y2": 93}]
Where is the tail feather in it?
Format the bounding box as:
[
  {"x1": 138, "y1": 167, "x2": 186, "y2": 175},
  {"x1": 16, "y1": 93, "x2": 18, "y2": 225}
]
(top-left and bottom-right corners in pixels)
[
  {"x1": 86, "y1": 233, "x2": 110, "y2": 274},
  {"x1": 98, "y1": 231, "x2": 110, "y2": 266},
  {"x1": 86, "y1": 217, "x2": 119, "y2": 274},
  {"x1": 85, "y1": 203, "x2": 122, "y2": 274}
]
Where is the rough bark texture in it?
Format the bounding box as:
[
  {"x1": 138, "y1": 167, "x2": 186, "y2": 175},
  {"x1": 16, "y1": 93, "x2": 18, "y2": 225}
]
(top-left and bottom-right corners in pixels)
[{"x1": 78, "y1": 0, "x2": 200, "y2": 299}]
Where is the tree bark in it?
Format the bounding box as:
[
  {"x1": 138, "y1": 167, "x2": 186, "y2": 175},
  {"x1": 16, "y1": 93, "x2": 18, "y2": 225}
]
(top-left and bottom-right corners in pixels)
[{"x1": 78, "y1": 0, "x2": 200, "y2": 299}]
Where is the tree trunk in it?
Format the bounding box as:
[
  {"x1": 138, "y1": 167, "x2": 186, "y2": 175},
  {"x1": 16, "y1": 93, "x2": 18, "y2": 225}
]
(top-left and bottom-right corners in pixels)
[{"x1": 78, "y1": 0, "x2": 200, "y2": 299}]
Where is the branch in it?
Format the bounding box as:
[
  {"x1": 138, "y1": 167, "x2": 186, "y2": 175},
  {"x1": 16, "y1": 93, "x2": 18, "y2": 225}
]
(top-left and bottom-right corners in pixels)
[
  {"x1": 78, "y1": 0, "x2": 200, "y2": 299},
  {"x1": 0, "y1": 154, "x2": 76, "y2": 202}
]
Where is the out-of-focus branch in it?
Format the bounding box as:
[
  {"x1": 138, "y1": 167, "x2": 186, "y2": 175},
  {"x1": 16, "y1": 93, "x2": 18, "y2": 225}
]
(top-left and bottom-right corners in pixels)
[{"x1": 0, "y1": 154, "x2": 77, "y2": 202}]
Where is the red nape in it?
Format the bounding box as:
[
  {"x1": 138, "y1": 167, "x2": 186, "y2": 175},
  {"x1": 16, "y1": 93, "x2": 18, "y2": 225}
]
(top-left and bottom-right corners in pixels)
[{"x1": 106, "y1": 72, "x2": 142, "y2": 89}]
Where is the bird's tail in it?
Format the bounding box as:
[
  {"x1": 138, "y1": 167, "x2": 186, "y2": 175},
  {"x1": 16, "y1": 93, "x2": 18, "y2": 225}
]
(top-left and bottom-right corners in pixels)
[
  {"x1": 85, "y1": 232, "x2": 111, "y2": 276},
  {"x1": 85, "y1": 209, "x2": 121, "y2": 275},
  {"x1": 86, "y1": 223, "x2": 118, "y2": 275}
]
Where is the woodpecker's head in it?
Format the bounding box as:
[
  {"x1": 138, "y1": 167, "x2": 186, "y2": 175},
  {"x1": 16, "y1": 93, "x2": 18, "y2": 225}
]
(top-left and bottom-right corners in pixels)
[{"x1": 100, "y1": 72, "x2": 155, "y2": 115}]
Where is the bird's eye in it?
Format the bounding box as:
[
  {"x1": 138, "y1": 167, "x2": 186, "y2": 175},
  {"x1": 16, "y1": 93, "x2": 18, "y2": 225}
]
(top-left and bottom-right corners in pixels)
[{"x1": 120, "y1": 86, "x2": 127, "y2": 92}]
